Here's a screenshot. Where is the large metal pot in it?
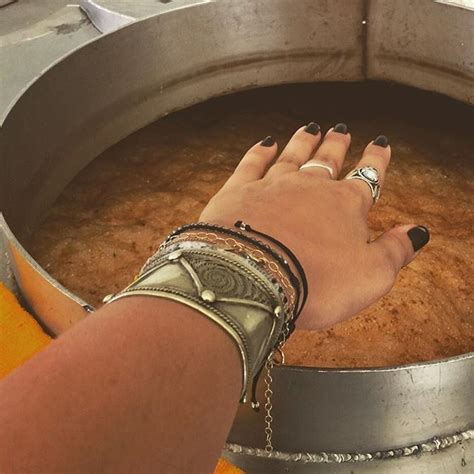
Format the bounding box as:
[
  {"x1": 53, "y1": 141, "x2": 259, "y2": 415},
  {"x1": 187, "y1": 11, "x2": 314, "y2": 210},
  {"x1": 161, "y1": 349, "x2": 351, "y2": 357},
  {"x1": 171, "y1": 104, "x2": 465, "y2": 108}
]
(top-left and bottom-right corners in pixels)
[{"x1": 0, "y1": 1, "x2": 472, "y2": 472}]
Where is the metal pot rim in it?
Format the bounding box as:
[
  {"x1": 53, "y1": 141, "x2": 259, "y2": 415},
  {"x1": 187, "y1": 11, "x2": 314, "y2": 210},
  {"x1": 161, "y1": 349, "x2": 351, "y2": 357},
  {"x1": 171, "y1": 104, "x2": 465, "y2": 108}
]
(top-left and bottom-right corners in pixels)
[{"x1": 280, "y1": 350, "x2": 474, "y2": 373}]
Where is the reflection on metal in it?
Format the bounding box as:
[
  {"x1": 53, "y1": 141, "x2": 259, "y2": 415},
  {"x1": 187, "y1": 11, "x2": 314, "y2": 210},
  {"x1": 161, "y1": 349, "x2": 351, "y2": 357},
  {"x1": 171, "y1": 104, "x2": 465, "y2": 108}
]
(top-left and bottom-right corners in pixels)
[
  {"x1": 435, "y1": 0, "x2": 474, "y2": 11},
  {"x1": 0, "y1": 0, "x2": 472, "y2": 471},
  {"x1": 226, "y1": 355, "x2": 473, "y2": 472},
  {"x1": 79, "y1": 0, "x2": 135, "y2": 34},
  {"x1": 0, "y1": 214, "x2": 92, "y2": 336}
]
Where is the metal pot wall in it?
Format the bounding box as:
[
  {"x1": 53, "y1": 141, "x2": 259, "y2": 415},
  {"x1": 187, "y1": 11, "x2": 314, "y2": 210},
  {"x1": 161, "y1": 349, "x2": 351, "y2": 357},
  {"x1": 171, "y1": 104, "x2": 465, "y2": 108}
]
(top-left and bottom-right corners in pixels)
[{"x1": 0, "y1": 1, "x2": 472, "y2": 472}]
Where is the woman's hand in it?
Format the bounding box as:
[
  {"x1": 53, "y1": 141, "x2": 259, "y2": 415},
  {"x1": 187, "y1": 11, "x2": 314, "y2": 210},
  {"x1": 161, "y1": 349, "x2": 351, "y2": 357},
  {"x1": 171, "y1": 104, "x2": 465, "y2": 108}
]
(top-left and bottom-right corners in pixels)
[{"x1": 200, "y1": 123, "x2": 430, "y2": 330}]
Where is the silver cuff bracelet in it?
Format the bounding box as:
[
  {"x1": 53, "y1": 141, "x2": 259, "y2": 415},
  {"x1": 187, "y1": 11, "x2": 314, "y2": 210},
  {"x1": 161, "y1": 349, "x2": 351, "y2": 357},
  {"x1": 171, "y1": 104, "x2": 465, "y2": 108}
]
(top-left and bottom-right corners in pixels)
[{"x1": 104, "y1": 243, "x2": 287, "y2": 401}]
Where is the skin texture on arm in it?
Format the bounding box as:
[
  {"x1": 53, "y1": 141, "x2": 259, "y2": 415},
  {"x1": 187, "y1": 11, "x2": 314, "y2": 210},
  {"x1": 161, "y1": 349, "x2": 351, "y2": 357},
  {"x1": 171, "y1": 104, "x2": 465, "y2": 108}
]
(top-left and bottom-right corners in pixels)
[
  {"x1": 0, "y1": 124, "x2": 429, "y2": 472},
  {"x1": 0, "y1": 297, "x2": 241, "y2": 473}
]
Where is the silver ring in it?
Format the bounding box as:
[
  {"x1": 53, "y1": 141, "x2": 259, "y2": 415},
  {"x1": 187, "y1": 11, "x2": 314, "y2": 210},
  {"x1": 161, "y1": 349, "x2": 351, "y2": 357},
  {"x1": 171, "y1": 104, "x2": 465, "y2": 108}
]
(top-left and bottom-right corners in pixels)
[
  {"x1": 299, "y1": 161, "x2": 335, "y2": 179},
  {"x1": 344, "y1": 166, "x2": 381, "y2": 203}
]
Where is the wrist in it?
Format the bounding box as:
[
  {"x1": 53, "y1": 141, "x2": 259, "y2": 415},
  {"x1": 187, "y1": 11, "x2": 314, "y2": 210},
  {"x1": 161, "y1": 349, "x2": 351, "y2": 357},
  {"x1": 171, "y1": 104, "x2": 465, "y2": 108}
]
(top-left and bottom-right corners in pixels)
[
  {"x1": 162, "y1": 221, "x2": 306, "y2": 317},
  {"x1": 103, "y1": 220, "x2": 305, "y2": 410},
  {"x1": 104, "y1": 240, "x2": 288, "y2": 405},
  {"x1": 164, "y1": 227, "x2": 296, "y2": 311}
]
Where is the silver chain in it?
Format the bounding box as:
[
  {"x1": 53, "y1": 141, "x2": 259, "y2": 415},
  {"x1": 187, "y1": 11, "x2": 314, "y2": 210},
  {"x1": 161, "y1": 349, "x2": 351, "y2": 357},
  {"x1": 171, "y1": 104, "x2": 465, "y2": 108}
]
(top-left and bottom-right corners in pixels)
[
  {"x1": 263, "y1": 322, "x2": 290, "y2": 454},
  {"x1": 263, "y1": 356, "x2": 275, "y2": 453}
]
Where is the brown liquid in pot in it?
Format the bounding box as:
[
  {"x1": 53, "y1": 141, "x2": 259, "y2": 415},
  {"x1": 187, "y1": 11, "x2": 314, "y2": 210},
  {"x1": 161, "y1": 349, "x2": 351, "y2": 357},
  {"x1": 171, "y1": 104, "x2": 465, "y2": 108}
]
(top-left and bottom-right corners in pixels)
[{"x1": 30, "y1": 83, "x2": 474, "y2": 368}]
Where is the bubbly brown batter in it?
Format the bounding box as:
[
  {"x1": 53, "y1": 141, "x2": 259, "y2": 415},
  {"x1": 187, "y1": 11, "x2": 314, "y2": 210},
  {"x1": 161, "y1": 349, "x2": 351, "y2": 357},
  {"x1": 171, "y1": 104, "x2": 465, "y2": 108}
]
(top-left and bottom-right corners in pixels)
[{"x1": 30, "y1": 82, "x2": 474, "y2": 367}]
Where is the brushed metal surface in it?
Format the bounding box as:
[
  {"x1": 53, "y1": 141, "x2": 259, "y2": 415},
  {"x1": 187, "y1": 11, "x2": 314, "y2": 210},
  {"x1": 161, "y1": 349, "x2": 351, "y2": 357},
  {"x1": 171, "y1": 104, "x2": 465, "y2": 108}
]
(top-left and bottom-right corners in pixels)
[
  {"x1": 0, "y1": 0, "x2": 365, "y2": 241},
  {"x1": 368, "y1": 0, "x2": 474, "y2": 105},
  {"x1": 0, "y1": 0, "x2": 472, "y2": 471},
  {"x1": 228, "y1": 357, "x2": 473, "y2": 453},
  {"x1": 0, "y1": 214, "x2": 91, "y2": 334}
]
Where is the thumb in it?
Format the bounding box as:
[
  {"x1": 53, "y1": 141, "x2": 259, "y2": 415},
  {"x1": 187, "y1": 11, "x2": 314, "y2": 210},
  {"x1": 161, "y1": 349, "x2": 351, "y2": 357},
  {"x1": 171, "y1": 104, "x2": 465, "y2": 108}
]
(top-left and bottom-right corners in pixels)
[{"x1": 371, "y1": 224, "x2": 430, "y2": 278}]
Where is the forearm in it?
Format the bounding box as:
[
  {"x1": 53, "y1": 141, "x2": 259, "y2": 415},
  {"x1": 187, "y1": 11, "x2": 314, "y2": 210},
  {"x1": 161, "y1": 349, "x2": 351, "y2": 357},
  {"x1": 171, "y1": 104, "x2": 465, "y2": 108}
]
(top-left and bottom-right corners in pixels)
[{"x1": 0, "y1": 297, "x2": 241, "y2": 473}]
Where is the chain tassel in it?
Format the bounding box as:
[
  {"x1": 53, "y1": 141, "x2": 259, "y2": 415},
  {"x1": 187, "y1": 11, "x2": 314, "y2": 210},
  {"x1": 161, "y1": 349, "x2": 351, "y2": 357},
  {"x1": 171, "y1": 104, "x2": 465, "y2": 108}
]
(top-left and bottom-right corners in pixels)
[
  {"x1": 263, "y1": 356, "x2": 275, "y2": 453},
  {"x1": 261, "y1": 321, "x2": 290, "y2": 454}
]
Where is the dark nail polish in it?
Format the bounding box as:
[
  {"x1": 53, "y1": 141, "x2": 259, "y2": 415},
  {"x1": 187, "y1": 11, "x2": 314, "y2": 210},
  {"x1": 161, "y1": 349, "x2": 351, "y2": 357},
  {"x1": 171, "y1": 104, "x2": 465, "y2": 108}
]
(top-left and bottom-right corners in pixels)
[
  {"x1": 374, "y1": 135, "x2": 389, "y2": 148},
  {"x1": 333, "y1": 123, "x2": 348, "y2": 134},
  {"x1": 407, "y1": 226, "x2": 430, "y2": 252},
  {"x1": 260, "y1": 136, "x2": 275, "y2": 147},
  {"x1": 304, "y1": 122, "x2": 320, "y2": 135}
]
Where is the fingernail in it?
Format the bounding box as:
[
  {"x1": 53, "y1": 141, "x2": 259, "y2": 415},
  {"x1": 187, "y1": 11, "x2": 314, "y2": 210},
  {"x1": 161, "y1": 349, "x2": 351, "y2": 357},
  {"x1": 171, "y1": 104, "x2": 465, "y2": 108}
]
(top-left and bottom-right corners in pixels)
[
  {"x1": 407, "y1": 226, "x2": 430, "y2": 252},
  {"x1": 304, "y1": 122, "x2": 320, "y2": 135},
  {"x1": 373, "y1": 135, "x2": 389, "y2": 148},
  {"x1": 333, "y1": 123, "x2": 348, "y2": 134},
  {"x1": 260, "y1": 136, "x2": 275, "y2": 147}
]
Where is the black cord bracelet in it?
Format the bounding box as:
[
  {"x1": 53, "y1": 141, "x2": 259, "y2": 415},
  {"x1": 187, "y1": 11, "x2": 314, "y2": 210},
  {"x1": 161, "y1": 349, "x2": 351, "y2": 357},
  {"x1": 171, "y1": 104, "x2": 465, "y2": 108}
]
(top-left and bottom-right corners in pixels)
[
  {"x1": 162, "y1": 221, "x2": 307, "y2": 411},
  {"x1": 234, "y1": 221, "x2": 308, "y2": 319},
  {"x1": 163, "y1": 222, "x2": 307, "y2": 323}
]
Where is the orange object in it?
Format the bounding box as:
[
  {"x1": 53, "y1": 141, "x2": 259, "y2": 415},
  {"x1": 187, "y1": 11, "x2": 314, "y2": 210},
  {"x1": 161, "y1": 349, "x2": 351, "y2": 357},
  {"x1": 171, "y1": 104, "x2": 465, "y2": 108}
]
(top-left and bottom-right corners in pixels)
[
  {"x1": 0, "y1": 283, "x2": 243, "y2": 473},
  {"x1": 0, "y1": 282, "x2": 51, "y2": 378},
  {"x1": 214, "y1": 458, "x2": 244, "y2": 474}
]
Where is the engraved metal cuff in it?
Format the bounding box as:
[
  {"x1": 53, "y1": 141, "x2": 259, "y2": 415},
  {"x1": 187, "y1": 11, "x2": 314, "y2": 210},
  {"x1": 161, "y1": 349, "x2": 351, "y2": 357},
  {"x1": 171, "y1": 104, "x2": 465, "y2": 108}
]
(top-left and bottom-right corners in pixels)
[{"x1": 104, "y1": 244, "x2": 287, "y2": 401}]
